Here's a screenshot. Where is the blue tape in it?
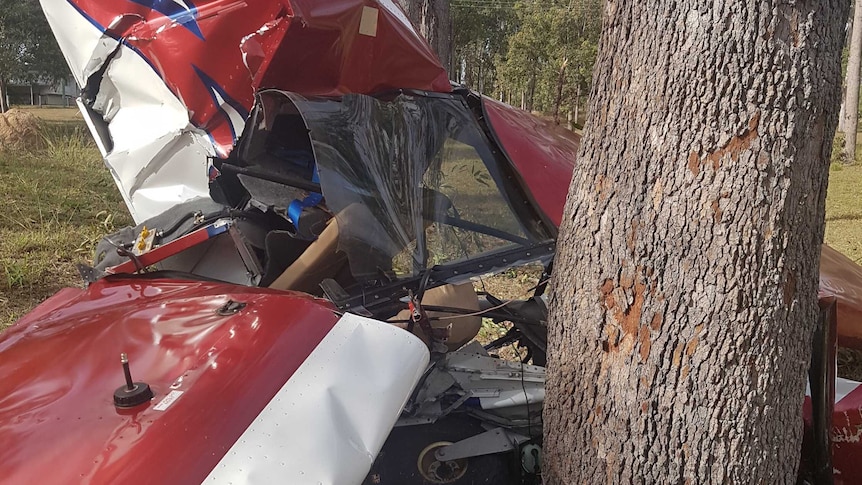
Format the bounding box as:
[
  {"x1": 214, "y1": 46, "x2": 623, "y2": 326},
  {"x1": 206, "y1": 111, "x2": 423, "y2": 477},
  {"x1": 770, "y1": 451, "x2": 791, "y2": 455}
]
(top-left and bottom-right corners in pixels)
[
  {"x1": 286, "y1": 168, "x2": 323, "y2": 228},
  {"x1": 205, "y1": 223, "x2": 229, "y2": 237}
]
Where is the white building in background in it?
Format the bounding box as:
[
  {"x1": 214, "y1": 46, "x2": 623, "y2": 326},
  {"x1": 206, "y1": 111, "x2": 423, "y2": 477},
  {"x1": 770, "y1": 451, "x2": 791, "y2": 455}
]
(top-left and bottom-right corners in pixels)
[{"x1": 6, "y1": 77, "x2": 77, "y2": 107}]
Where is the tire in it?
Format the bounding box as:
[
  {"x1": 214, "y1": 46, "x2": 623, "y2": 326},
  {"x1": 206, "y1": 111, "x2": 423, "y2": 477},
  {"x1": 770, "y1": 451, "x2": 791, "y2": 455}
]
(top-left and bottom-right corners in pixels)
[{"x1": 367, "y1": 416, "x2": 519, "y2": 485}]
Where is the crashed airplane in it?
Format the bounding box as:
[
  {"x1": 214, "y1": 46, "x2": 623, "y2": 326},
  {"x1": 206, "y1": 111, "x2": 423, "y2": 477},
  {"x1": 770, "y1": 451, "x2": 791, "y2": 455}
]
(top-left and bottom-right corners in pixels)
[{"x1": 0, "y1": 0, "x2": 861, "y2": 483}]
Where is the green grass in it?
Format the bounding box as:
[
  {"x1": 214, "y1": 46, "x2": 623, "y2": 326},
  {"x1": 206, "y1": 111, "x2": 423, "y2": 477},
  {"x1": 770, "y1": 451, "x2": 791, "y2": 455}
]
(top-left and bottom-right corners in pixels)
[
  {"x1": 1, "y1": 109, "x2": 861, "y2": 332},
  {"x1": 826, "y1": 164, "x2": 862, "y2": 263},
  {"x1": 15, "y1": 106, "x2": 86, "y2": 122},
  {"x1": 0, "y1": 110, "x2": 131, "y2": 329}
]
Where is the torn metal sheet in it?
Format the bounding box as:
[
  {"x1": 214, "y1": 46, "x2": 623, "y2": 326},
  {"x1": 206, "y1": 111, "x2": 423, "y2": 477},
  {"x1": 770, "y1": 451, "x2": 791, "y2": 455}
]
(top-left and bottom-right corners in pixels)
[{"x1": 41, "y1": 0, "x2": 450, "y2": 222}]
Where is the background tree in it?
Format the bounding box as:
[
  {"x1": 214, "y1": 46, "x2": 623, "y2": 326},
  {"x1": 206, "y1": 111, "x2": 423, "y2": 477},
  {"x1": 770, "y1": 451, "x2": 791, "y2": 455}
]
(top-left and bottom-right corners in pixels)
[
  {"x1": 843, "y1": 0, "x2": 862, "y2": 163},
  {"x1": 398, "y1": 0, "x2": 454, "y2": 74},
  {"x1": 494, "y1": 0, "x2": 601, "y2": 123},
  {"x1": 0, "y1": 0, "x2": 67, "y2": 112},
  {"x1": 544, "y1": 1, "x2": 847, "y2": 483},
  {"x1": 451, "y1": 0, "x2": 517, "y2": 96}
]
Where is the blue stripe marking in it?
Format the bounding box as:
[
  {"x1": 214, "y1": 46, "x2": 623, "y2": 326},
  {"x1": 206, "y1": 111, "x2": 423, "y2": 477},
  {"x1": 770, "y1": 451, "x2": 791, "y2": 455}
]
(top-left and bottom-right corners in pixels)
[
  {"x1": 127, "y1": 0, "x2": 205, "y2": 40},
  {"x1": 193, "y1": 64, "x2": 250, "y2": 142},
  {"x1": 62, "y1": 0, "x2": 240, "y2": 158}
]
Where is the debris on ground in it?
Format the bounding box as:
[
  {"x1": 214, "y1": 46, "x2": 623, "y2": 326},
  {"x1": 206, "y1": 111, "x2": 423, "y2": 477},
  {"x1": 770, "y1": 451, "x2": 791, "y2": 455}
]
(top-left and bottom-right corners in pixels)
[
  {"x1": 839, "y1": 347, "x2": 862, "y2": 381},
  {"x1": 0, "y1": 109, "x2": 44, "y2": 151}
]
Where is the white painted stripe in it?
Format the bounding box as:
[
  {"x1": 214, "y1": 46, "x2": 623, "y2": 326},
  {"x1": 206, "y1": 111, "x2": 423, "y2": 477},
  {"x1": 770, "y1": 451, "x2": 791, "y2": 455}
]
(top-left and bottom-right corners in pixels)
[
  {"x1": 836, "y1": 377, "x2": 861, "y2": 403},
  {"x1": 212, "y1": 89, "x2": 246, "y2": 141},
  {"x1": 806, "y1": 377, "x2": 862, "y2": 404},
  {"x1": 378, "y1": 0, "x2": 418, "y2": 36},
  {"x1": 204, "y1": 313, "x2": 430, "y2": 485}
]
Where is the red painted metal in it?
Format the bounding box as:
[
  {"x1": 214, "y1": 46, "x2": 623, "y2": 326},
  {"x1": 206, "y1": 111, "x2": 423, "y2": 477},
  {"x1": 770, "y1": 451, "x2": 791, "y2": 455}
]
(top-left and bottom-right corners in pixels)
[
  {"x1": 0, "y1": 277, "x2": 338, "y2": 484},
  {"x1": 820, "y1": 244, "x2": 862, "y2": 348},
  {"x1": 67, "y1": 0, "x2": 450, "y2": 155},
  {"x1": 481, "y1": 97, "x2": 580, "y2": 227},
  {"x1": 243, "y1": 0, "x2": 451, "y2": 96},
  {"x1": 106, "y1": 222, "x2": 228, "y2": 275},
  {"x1": 831, "y1": 385, "x2": 862, "y2": 483}
]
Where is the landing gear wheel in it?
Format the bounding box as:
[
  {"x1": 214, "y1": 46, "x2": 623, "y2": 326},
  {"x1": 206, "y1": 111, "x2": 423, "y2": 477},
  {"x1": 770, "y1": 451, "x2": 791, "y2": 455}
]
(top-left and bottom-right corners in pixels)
[
  {"x1": 367, "y1": 416, "x2": 518, "y2": 485},
  {"x1": 417, "y1": 441, "x2": 468, "y2": 483}
]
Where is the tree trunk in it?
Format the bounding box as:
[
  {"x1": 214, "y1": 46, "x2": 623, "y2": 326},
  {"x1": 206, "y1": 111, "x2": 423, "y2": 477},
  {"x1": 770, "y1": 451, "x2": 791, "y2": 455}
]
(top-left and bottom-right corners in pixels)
[
  {"x1": 840, "y1": 97, "x2": 846, "y2": 133},
  {"x1": 397, "y1": 0, "x2": 452, "y2": 76},
  {"x1": 844, "y1": 0, "x2": 862, "y2": 163},
  {"x1": 553, "y1": 59, "x2": 568, "y2": 125},
  {"x1": 574, "y1": 83, "x2": 581, "y2": 127},
  {"x1": 0, "y1": 78, "x2": 8, "y2": 113},
  {"x1": 544, "y1": 1, "x2": 848, "y2": 483}
]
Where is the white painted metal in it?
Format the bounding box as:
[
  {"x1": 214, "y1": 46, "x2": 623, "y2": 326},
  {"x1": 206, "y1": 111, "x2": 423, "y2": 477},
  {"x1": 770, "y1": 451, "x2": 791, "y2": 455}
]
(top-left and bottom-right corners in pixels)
[
  {"x1": 836, "y1": 377, "x2": 862, "y2": 403},
  {"x1": 205, "y1": 313, "x2": 430, "y2": 485},
  {"x1": 41, "y1": 0, "x2": 217, "y2": 223}
]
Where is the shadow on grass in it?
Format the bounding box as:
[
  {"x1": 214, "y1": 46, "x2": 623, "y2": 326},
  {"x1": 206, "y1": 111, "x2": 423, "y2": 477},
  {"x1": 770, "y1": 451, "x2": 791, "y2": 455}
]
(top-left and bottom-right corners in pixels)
[{"x1": 826, "y1": 212, "x2": 862, "y2": 222}]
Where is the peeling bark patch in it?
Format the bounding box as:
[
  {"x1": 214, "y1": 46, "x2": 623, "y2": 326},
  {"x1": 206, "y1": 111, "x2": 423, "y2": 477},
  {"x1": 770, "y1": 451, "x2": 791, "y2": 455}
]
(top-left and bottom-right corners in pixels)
[
  {"x1": 691, "y1": 112, "x2": 762, "y2": 173},
  {"x1": 685, "y1": 336, "x2": 699, "y2": 356},
  {"x1": 711, "y1": 199, "x2": 722, "y2": 224},
  {"x1": 639, "y1": 325, "x2": 651, "y2": 361},
  {"x1": 650, "y1": 313, "x2": 663, "y2": 331},
  {"x1": 783, "y1": 269, "x2": 797, "y2": 305},
  {"x1": 707, "y1": 112, "x2": 761, "y2": 168},
  {"x1": 790, "y1": 13, "x2": 800, "y2": 47},
  {"x1": 600, "y1": 271, "x2": 648, "y2": 353},
  {"x1": 687, "y1": 151, "x2": 700, "y2": 176},
  {"x1": 627, "y1": 220, "x2": 639, "y2": 252},
  {"x1": 652, "y1": 179, "x2": 664, "y2": 210},
  {"x1": 596, "y1": 174, "x2": 609, "y2": 200},
  {"x1": 672, "y1": 341, "x2": 684, "y2": 367}
]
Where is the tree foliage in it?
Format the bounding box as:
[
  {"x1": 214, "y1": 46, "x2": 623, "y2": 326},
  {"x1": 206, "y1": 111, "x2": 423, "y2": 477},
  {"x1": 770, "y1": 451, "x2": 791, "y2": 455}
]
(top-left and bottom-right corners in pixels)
[
  {"x1": 453, "y1": 0, "x2": 602, "y2": 123},
  {"x1": 0, "y1": 0, "x2": 67, "y2": 111},
  {"x1": 452, "y1": 0, "x2": 517, "y2": 95}
]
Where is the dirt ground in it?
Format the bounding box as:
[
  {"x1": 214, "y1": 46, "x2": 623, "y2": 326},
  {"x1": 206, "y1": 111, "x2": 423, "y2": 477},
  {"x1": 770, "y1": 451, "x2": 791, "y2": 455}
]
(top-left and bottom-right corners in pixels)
[{"x1": 0, "y1": 109, "x2": 44, "y2": 151}]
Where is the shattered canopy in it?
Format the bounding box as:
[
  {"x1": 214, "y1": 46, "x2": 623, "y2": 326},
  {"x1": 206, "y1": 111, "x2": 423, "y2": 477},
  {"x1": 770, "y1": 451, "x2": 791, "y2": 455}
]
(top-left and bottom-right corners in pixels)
[{"x1": 279, "y1": 91, "x2": 549, "y2": 282}]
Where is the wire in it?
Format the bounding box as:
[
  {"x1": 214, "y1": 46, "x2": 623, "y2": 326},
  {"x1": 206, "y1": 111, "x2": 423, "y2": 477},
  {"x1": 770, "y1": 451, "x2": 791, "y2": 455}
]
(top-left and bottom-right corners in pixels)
[
  {"x1": 436, "y1": 276, "x2": 549, "y2": 321},
  {"x1": 511, "y1": 343, "x2": 534, "y2": 442}
]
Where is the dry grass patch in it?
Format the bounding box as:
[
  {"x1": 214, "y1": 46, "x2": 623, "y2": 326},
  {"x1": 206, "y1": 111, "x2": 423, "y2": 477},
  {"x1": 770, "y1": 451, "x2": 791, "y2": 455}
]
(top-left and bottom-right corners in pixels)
[{"x1": 0, "y1": 109, "x2": 44, "y2": 151}]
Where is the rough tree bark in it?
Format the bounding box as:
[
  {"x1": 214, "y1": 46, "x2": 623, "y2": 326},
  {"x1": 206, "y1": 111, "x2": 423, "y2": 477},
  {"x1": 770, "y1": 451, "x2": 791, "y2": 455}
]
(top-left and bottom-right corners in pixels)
[
  {"x1": 396, "y1": 0, "x2": 453, "y2": 75},
  {"x1": 544, "y1": 1, "x2": 848, "y2": 483},
  {"x1": 843, "y1": 0, "x2": 862, "y2": 163}
]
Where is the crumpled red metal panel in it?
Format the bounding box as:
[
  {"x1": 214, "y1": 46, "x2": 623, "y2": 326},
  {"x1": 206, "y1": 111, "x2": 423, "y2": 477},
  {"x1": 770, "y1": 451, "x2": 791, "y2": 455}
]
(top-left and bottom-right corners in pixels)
[
  {"x1": 0, "y1": 277, "x2": 338, "y2": 484},
  {"x1": 67, "y1": 0, "x2": 449, "y2": 155},
  {"x1": 481, "y1": 97, "x2": 580, "y2": 228},
  {"x1": 819, "y1": 244, "x2": 862, "y2": 348},
  {"x1": 241, "y1": 0, "x2": 451, "y2": 96}
]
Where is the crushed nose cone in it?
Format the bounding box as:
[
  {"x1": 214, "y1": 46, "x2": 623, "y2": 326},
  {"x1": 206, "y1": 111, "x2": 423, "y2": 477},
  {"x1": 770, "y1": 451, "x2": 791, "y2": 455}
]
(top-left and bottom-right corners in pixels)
[{"x1": 40, "y1": 0, "x2": 450, "y2": 222}]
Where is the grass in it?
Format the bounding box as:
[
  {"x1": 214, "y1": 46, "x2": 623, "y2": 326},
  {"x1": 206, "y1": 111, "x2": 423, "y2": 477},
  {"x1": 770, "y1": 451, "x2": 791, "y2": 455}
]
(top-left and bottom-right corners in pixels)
[
  {"x1": 1, "y1": 106, "x2": 861, "y2": 334},
  {"x1": 0, "y1": 108, "x2": 131, "y2": 329},
  {"x1": 15, "y1": 105, "x2": 86, "y2": 122},
  {"x1": 826, "y1": 163, "x2": 862, "y2": 263}
]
